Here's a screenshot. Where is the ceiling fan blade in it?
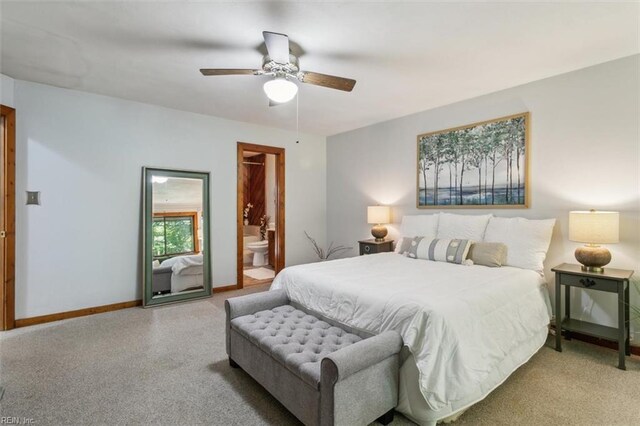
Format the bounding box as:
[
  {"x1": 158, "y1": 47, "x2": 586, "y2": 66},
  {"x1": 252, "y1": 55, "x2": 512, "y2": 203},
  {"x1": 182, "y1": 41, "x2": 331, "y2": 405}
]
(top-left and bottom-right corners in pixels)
[
  {"x1": 263, "y1": 31, "x2": 290, "y2": 64},
  {"x1": 300, "y1": 71, "x2": 356, "y2": 92},
  {"x1": 200, "y1": 69, "x2": 262, "y2": 76},
  {"x1": 269, "y1": 99, "x2": 284, "y2": 107}
]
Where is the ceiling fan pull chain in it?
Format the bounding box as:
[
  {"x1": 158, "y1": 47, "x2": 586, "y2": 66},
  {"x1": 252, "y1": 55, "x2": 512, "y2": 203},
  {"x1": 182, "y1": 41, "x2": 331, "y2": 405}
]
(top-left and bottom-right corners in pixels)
[{"x1": 296, "y1": 89, "x2": 299, "y2": 144}]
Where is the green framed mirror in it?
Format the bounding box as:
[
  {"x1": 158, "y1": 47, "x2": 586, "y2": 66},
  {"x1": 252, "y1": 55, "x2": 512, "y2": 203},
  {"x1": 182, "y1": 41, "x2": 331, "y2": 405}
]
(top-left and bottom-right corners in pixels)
[{"x1": 142, "y1": 167, "x2": 212, "y2": 307}]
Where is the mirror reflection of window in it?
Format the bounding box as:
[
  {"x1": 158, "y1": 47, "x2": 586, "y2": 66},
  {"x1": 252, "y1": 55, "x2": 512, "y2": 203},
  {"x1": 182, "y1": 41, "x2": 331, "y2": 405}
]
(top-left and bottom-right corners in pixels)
[
  {"x1": 143, "y1": 169, "x2": 211, "y2": 307},
  {"x1": 152, "y1": 214, "x2": 198, "y2": 259}
]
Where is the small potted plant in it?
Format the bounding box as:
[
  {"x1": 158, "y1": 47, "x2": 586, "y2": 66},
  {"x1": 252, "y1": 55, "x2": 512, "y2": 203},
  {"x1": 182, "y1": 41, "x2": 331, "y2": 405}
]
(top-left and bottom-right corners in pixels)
[
  {"x1": 260, "y1": 215, "x2": 270, "y2": 241},
  {"x1": 305, "y1": 231, "x2": 352, "y2": 261},
  {"x1": 243, "y1": 203, "x2": 253, "y2": 226},
  {"x1": 632, "y1": 281, "x2": 640, "y2": 321}
]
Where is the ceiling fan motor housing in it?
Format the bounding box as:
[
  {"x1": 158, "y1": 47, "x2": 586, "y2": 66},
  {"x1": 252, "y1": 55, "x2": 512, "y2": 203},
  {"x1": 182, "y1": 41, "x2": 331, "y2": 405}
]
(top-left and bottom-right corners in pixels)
[{"x1": 262, "y1": 54, "x2": 300, "y2": 79}]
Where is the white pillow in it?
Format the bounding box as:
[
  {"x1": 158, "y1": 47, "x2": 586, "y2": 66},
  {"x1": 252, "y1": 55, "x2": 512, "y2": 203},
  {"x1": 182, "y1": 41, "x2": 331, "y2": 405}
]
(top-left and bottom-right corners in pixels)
[
  {"x1": 483, "y1": 216, "x2": 556, "y2": 273},
  {"x1": 436, "y1": 213, "x2": 492, "y2": 241},
  {"x1": 395, "y1": 214, "x2": 439, "y2": 252}
]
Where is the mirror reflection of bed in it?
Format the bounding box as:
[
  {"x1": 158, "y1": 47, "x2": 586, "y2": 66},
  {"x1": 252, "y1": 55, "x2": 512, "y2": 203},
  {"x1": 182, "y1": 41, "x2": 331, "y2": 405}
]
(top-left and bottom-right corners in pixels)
[
  {"x1": 242, "y1": 151, "x2": 277, "y2": 285},
  {"x1": 151, "y1": 175, "x2": 205, "y2": 298}
]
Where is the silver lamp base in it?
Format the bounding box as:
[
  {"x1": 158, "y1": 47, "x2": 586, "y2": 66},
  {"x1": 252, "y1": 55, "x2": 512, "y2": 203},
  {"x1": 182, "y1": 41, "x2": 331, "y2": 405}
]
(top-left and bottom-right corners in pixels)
[
  {"x1": 575, "y1": 245, "x2": 611, "y2": 273},
  {"x1": 371, "y1": 224, "x2": 388, "y2": 242}
]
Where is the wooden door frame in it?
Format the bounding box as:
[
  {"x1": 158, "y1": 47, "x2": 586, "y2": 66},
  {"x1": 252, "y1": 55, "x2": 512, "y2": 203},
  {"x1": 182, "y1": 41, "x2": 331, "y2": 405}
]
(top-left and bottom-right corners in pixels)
[
  {"x1": 1, "y1": 105, "x2": 16, "y2": 330},
  {"x1": 237, "y1": 142, "x2": 285, "y2": 289}
]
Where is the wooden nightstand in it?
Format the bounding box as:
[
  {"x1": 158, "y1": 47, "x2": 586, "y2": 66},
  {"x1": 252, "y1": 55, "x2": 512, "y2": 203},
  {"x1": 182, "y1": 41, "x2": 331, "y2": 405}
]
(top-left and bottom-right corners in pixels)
[
  {"x1": 552, "y1": 263, "x2": 634, "y2": 370},
  {"x1": 359, "y1": 239, "x2": 394, "y2": 255}
]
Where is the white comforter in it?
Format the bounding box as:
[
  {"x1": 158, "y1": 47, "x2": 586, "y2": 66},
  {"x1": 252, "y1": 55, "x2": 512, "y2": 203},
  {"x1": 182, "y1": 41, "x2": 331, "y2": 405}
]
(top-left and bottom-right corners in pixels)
[{"x1": 271, "y1": 253, "x2": 551, "y2": 412}]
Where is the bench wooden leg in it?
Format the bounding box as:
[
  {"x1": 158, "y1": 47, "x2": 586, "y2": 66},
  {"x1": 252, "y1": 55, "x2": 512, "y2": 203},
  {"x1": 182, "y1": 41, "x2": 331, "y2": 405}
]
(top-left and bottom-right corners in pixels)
[
  {"x1": 229, "y1": 358, "x2": 240, "y2": 369},
  {"x1": 377, "y1": 409, "x2": 394, "y2": 425}
]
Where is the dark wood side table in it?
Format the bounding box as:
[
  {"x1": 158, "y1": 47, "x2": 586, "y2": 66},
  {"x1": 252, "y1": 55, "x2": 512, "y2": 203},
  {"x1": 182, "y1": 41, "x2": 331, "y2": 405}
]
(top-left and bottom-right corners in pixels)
[
  {"x1": 359, "y1": 239, "x2": 394, "y2": 255},
  {"x1": 552, "y1": 263, "x2": 634, "y2": 370}
]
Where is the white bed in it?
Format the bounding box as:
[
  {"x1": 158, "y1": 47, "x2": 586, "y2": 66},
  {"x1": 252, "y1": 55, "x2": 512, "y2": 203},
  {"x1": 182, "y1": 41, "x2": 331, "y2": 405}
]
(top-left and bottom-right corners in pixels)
[
  {"x1": 156, "y1": 253, "x2": 204, "y2": 293},
  {"x1": 270, "y1": 252, "x2": 552, "y2": 425}
]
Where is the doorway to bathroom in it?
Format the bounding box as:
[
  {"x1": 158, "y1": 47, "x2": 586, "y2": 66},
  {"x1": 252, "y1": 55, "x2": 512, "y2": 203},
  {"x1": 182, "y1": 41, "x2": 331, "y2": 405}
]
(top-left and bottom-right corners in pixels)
[{"x1": 237, "y1": 142, "x2": 285, "y2": 288}]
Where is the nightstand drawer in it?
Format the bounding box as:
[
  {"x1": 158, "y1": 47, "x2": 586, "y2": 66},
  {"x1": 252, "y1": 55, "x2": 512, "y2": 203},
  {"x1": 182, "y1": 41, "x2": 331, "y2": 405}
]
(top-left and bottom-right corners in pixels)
[
  {"x1": 361, "y1": 243, "x2": 375, "y2": 255},
  {"x1": 358, "y1": 240, "x2": 394, "y2": 255},
  {"x1": 559, "y1": 274, "x2": 618, "y2": 293}
]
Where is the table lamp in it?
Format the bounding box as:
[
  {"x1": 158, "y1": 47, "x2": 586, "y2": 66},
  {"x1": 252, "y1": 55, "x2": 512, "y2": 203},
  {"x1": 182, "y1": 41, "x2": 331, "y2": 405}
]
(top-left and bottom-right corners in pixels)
[
  {"x1": 569, "y1": 209, "x2": 619, "y2": 273},
  {"x1": 367, "y1": 206, "x2": 390, "y2": 242}
]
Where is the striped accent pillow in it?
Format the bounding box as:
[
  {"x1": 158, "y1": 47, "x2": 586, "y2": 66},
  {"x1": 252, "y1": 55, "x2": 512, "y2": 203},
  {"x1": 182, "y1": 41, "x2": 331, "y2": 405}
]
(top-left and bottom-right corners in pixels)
[
  {"x1": 397, "y1": 236, "x2": 424, "y2": 259},
  {"x1": 426, "y1": 238, "x2": 472, "y2": 264}
]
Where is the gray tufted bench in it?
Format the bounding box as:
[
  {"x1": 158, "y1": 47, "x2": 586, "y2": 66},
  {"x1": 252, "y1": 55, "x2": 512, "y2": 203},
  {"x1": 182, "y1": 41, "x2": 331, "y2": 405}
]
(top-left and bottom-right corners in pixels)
[{"x1": 225, "y1": 289, "x2": 402, "y2": 426}]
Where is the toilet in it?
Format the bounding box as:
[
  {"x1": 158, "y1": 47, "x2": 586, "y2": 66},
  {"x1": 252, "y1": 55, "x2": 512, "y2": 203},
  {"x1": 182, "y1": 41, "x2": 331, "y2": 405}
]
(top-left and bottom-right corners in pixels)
[{"x1": 246, "y1": 240, "x2": 269, "y2": 266}]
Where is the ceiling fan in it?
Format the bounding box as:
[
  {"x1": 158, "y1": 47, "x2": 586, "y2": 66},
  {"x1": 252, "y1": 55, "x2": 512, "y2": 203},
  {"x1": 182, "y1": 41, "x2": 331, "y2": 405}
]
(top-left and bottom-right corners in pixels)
[{"x1": 200, "y1": 31, "x2": 356, "y2": 104}]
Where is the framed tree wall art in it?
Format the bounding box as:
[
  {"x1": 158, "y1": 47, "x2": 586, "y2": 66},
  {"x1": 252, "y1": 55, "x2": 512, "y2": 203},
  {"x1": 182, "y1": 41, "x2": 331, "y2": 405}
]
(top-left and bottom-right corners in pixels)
[{"x1": 416, "y1": 112, "x2": 530, "y2": 208}]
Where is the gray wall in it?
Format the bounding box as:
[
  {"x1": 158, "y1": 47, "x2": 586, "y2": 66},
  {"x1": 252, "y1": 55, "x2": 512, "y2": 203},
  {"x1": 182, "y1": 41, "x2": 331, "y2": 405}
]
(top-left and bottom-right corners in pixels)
[
  {"x1": 1, "y1": 74, "x2": 15, "y2": 107},
  {"x1": 11, "y1": 78, "x2": 326, "y2": 318},
  {"x1": 327, "y1": 55, "x2": 639, "y2": 338}
]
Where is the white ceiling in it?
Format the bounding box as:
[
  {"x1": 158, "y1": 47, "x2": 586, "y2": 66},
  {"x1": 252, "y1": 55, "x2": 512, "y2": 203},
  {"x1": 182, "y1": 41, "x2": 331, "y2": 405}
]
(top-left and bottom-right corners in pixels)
[
  {"x1": 1, "y1": 1, "x2": 638, "y2": 136},
  {"x1": 153, "y1": 177, "x2": 203, "y2": 208}
]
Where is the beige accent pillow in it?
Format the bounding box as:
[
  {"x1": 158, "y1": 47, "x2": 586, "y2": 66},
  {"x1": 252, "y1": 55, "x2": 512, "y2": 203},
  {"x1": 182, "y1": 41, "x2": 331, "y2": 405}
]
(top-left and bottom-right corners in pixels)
[{"x1": 467, "y1": 242, "x2": 508, "y2": 267}]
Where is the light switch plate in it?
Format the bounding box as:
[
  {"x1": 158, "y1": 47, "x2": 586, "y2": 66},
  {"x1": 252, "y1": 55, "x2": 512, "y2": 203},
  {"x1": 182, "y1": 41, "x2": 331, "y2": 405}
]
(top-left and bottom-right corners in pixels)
[{"x1": 26, "y1": 191, "x2": 40, "y2": 205}]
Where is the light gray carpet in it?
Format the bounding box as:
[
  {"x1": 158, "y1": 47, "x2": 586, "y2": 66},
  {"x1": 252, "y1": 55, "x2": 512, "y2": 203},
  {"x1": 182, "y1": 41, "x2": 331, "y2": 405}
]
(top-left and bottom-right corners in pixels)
[{"x1": 1, "y1": 285, "x2": 638, "y2": 425}]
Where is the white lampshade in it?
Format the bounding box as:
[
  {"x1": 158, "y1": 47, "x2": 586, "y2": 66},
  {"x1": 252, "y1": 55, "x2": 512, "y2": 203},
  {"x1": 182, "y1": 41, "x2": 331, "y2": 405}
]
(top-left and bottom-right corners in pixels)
[
  {"x1": 569, "y1": 210, "x2": 619, "y2": 244},
  {"x1": 263, "y1": 78, "x2": 298, "y2": 103},
  {"x1": 367, "y1": 206, "x2": 390, "y2": 224}
]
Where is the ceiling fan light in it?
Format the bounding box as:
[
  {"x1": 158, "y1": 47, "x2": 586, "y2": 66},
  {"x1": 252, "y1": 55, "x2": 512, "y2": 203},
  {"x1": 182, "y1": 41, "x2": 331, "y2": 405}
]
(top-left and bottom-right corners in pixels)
[{"x1": 263, "y1": 78, "x2": 298, "y2": 103}]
